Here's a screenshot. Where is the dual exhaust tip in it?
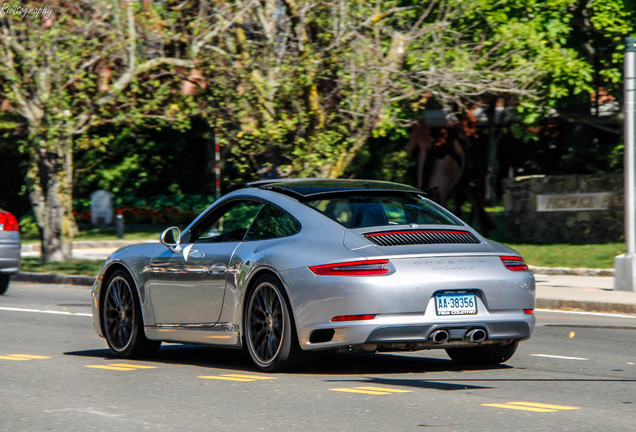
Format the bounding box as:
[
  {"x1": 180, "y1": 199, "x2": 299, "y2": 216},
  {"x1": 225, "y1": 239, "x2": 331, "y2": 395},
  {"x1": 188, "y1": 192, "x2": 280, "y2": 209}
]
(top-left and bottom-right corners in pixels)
[{"x1": 430, "y1": 328, "x2": 487, "y2": 344}]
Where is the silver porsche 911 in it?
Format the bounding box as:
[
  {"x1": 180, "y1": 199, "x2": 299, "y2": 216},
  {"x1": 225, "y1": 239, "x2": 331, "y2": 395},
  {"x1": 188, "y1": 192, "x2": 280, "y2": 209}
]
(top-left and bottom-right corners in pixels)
[{"x1": 91, "y1": 179, "x2": 535, "y2": 371}]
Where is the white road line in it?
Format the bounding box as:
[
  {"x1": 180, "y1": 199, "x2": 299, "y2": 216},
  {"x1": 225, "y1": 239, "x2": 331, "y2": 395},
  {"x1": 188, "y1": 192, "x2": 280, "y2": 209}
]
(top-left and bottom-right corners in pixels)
[
  {"x1": 535, "y1": 308, "x2": 636, "y2": 319},
  {"x1": 0, "y1": 306, "x2": 91, "y2": 317},
  {"x1": 530, "y1": 354, "x2": 589, "y2": 361}
]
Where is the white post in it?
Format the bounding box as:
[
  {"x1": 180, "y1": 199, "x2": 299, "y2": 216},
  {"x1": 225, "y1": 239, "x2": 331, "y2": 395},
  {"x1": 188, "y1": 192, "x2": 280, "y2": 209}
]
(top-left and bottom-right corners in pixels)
[
  {"x1": 215, "y1": 138, "x2": 221, "y2": 201},
  {"x1": 614, "y1": 37, "x2": 636, "y2": 292}
]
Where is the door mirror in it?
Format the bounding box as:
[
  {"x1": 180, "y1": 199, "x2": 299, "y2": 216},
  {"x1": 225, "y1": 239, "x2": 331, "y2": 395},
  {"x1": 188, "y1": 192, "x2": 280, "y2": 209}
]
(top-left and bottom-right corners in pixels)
[{"x1": 160, "y1": 227, "x2": 182, "y2": 253}]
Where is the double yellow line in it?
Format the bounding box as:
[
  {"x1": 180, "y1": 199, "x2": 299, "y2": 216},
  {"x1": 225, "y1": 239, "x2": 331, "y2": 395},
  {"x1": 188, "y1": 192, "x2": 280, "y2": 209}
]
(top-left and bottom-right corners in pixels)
[
  {"x1": 199, "y1": 374, "x2": 278, "y2": 382},
  {"x1": 331, "y1": 386, "x2": 413, "y2": 395},
  {"x1": 0, "y1": 354, "x2": 51, "y2": 361},
  {"x1": 482, "y1": 401, "x2": 580, "y2": 412},
  {"x1": 85, "y1": 363, "x2": 158, "y2": 371}
]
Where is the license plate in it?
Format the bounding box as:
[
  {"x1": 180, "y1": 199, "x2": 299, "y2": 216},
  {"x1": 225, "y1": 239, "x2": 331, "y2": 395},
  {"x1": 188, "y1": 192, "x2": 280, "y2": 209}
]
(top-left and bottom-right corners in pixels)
[{"x1": 435, "y1": 291, "x2": 477, "y2": 316}]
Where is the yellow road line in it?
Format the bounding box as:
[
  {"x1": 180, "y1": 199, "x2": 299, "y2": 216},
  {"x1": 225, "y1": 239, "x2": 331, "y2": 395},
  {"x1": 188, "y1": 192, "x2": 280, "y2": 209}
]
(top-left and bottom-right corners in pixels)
[
  {"x1": 330, "y1": 386, "x2": 413, "y2": 395},
  {"x1": 198, "y1": 374, "x2": 278, "y2": 382},
  {"x1": 482, "y1": 401, "x2": 580, "y2": 412},
  {"x1": 85, "y1": 363, "x2": 158, "y2": 371},
  {"x1": 482, "y1": 403, "x2": 557, "y2": 413},
  {"x1": 331, "y1": 388, "x2": 393, "y2": 395},
  {"x1": 108, "y1": 363, "x2": 157, "y2": 369},
  {"x1": 355, "y1": 386, "x2": 413, "y2": 393},
  {"x1": 0, "y1": 354, "x2": 51, "y2": 361},
  {"x1": 199, "y1": 376, "x2": 256, "y2": 382},
  {"x1": 222, "y1": 374, "x2": 277, "y2": 380},
  {"x1": 86, "y1": 365, "x2": 139, "y2": 371},
  {"x1": 508, "y1": 402, "x2": 579, "y2": 410},
  {"x1": 11, "y1": 354, "x2": 51, "y2": 359}
]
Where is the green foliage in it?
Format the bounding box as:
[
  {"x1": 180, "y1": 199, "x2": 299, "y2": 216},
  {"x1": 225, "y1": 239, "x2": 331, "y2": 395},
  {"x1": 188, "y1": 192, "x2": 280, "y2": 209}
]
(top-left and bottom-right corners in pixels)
[
  {"x1": 197, "y1": 1, "x2": 580, "y2": 181},
  {"x1": 73, "y1": 119, "x2": 215, "y2": 199},
  {"x1": 344, "y1": 135, "x2": 416, "y2": 184}
]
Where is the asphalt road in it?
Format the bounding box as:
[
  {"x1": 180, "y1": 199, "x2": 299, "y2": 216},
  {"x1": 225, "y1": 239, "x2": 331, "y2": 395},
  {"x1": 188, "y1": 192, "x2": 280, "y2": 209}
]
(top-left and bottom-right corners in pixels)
[{"x1": 1, "y1": 282, "x2": 635, "y2": 432}]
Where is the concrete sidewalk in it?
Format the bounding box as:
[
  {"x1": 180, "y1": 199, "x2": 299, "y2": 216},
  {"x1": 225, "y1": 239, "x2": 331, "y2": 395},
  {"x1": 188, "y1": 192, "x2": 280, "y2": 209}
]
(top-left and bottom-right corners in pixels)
[
  {"x1": 16, "y1": 241, "x2": 636, "y2": 315},
  {"x1": 534, "y1": 274, "x2": 636, "y2": 315}
]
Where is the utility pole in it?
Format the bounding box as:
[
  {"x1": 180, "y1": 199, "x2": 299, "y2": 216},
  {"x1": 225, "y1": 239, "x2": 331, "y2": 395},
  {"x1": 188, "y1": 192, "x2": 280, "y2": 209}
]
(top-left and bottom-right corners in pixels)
[
  {"x1": 614, "y1": 37, "x2": 636, "y2": 292},
  {"x1": 215, "y1": 131, "x2": 221, "y2": 201}
]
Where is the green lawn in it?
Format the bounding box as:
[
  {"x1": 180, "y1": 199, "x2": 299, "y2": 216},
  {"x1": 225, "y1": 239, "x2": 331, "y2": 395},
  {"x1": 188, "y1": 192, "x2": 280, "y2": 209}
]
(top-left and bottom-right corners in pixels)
[
  {"x1": 503, "y1": 243, "x2": 624, "y2": 269},
  {"x1": 20, "y1": 257, "x2": 103, "y2": 276}
]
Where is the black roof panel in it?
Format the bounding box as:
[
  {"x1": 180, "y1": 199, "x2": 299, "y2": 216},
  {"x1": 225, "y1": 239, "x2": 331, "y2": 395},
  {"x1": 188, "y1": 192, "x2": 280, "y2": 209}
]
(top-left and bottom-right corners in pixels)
[{"x1": 247, "y1": 178, "x2": 422, "y2": 198}]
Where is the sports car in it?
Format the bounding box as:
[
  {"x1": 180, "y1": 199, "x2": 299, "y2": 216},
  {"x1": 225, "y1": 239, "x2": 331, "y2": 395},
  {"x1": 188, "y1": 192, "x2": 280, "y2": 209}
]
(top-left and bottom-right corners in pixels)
[{"x1": 91, "y1": 179, "x2": 535, "y2": 371}]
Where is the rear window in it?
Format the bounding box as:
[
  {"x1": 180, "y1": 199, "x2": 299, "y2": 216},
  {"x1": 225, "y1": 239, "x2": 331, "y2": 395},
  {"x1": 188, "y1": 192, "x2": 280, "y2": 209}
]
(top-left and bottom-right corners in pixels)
[{"x1": 304, "y1": 194, "x2": 462, "y2": 228}]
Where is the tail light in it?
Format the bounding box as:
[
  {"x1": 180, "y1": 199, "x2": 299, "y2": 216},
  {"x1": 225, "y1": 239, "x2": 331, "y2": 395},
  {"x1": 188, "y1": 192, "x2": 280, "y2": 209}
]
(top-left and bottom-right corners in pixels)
[
  {"x1": 0, "y1": 212, "x2": 19, "y2": 231},
  {"x1": 500, "y1": 256, "x2": 529, "y2": 271},
  {"x1": 331, "y1": 314, "x2": 376, "y2": 322},
  {"x1": 309, "y1": 259, "x2": 390, "y2": 276}
]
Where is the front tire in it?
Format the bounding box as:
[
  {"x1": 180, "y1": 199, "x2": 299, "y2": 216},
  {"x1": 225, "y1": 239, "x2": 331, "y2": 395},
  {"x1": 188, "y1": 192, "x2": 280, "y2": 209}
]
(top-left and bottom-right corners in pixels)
[
  {"x1": 244, "y1": 274, "x2": 300, "y2": 372},
  {"x1": 446, "y1": 341, "x2": 519, "y2": 365},
  {"x1": 101, "y1": 270, "x2": 160, "y2": 358}
]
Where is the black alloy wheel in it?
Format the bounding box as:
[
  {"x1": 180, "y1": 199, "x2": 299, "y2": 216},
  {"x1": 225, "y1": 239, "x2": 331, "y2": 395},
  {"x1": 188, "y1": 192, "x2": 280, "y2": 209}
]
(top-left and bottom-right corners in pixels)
[
  {"x1": 102, "y1": 270, "x2": 160, "y2": 358},
  {"x1": 244, "y1": 274, "x2": 300, "y2": 372}
]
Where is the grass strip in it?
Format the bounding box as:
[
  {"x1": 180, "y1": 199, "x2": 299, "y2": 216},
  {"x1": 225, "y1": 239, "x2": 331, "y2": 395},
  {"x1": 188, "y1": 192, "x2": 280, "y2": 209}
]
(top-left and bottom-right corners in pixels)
[
  {"x1": 504, "y1": 243, "x2": 624, "y2": 269},
  {"x1": 20, "y1": 257, "x2": 103, "y2": 276}
]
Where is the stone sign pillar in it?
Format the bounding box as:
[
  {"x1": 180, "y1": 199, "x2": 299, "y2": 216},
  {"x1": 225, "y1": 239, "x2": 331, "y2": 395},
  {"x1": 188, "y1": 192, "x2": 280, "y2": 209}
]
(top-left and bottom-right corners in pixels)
[{"x1": 91, "y1": 190, "x2": 114, "y2": 225}]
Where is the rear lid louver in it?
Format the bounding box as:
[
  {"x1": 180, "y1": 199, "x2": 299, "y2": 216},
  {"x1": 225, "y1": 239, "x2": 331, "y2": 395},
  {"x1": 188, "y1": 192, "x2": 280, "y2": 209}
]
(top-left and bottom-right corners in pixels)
[{"x1": 363, "y1": 229, "x2": 481, "y2": 246}]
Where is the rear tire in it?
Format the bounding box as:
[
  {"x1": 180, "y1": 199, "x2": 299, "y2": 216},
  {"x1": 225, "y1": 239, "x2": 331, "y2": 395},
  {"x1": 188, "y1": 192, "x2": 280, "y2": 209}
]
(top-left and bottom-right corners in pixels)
[
  {"x1": 446, "y1": 341, "x2": 519, "y2": 365},
  {"x1": 101, "y1": 270, "x2": 160, "y2": 358},
  {"x1": 0, "y1": 274, "x2": 9, "y2": 295},
  {"x1": 244, "y1": 274, "x2": 301, "y2": 372}
]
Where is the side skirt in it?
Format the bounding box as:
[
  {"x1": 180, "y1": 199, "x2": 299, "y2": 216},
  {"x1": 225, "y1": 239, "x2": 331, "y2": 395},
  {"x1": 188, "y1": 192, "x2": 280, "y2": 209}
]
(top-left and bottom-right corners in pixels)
[{"x1": 145, "y1": 322, "x2": 241, "y2": 347}]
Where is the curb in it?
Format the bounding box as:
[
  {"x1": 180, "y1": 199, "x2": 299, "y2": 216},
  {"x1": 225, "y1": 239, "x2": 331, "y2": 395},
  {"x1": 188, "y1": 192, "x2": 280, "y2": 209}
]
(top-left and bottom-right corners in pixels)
[
  {"x1": 536, "y1": 298, "x2": 636, "y2": 315},
  {"x1": 13, "y1": 272, "x2": 95, "y2": 286}
]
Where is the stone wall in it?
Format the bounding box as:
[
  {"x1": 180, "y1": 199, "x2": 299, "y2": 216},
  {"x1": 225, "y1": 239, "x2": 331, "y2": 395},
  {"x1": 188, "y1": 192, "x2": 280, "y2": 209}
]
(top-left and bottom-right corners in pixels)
[{"x1": 503, "y1": 174, "x2": 624, "y2": 243}]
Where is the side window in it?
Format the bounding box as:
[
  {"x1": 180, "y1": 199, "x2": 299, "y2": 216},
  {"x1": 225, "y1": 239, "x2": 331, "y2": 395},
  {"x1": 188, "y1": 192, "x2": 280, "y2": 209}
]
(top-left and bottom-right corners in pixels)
[
  {"x1": 244, "y1": 204, "x2": 300, "y2": 241},
  {"x1": 194, "y1": 200, "x2": 263, "y2": 243}
]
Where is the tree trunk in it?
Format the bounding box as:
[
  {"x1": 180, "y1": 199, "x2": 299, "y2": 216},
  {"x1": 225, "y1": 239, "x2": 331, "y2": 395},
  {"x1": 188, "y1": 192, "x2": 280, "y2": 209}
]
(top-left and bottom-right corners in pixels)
[
  {"x1": 326, "y1": 32, "x2": 408, "y2": 178},
  {"x1": 26, "y1": 138, "x2": 77, "y2": 262}
]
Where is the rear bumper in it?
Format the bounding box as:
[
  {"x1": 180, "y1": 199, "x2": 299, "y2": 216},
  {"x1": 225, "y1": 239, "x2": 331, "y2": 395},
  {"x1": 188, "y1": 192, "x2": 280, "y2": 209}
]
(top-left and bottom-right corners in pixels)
[{"x1": 300, "y1": 310, "x2": 535, "y2": 351}]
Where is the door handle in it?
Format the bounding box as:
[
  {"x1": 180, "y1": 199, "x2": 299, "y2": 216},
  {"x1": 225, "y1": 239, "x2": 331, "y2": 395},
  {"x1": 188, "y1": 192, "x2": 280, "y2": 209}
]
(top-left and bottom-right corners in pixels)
[{"x1": 207, "y1": 264, "x2": 227, "y2": 275}]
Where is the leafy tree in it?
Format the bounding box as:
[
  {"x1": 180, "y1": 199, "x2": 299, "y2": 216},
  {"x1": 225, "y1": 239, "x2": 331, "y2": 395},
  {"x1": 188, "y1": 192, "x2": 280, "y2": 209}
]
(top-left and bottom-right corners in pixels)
[
  {"x1": 197, "y1": 0, "x2": 574, "y2": 181},
  {"x1": 0, "y1": 1, "x2": 198, "y2": 261}
]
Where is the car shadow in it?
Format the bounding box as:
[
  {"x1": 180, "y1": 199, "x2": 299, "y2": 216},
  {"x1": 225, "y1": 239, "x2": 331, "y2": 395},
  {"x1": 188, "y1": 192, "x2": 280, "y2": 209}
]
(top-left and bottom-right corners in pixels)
[{"x1": 65, "y1": 344, "x2": 509, "y2": 376}]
